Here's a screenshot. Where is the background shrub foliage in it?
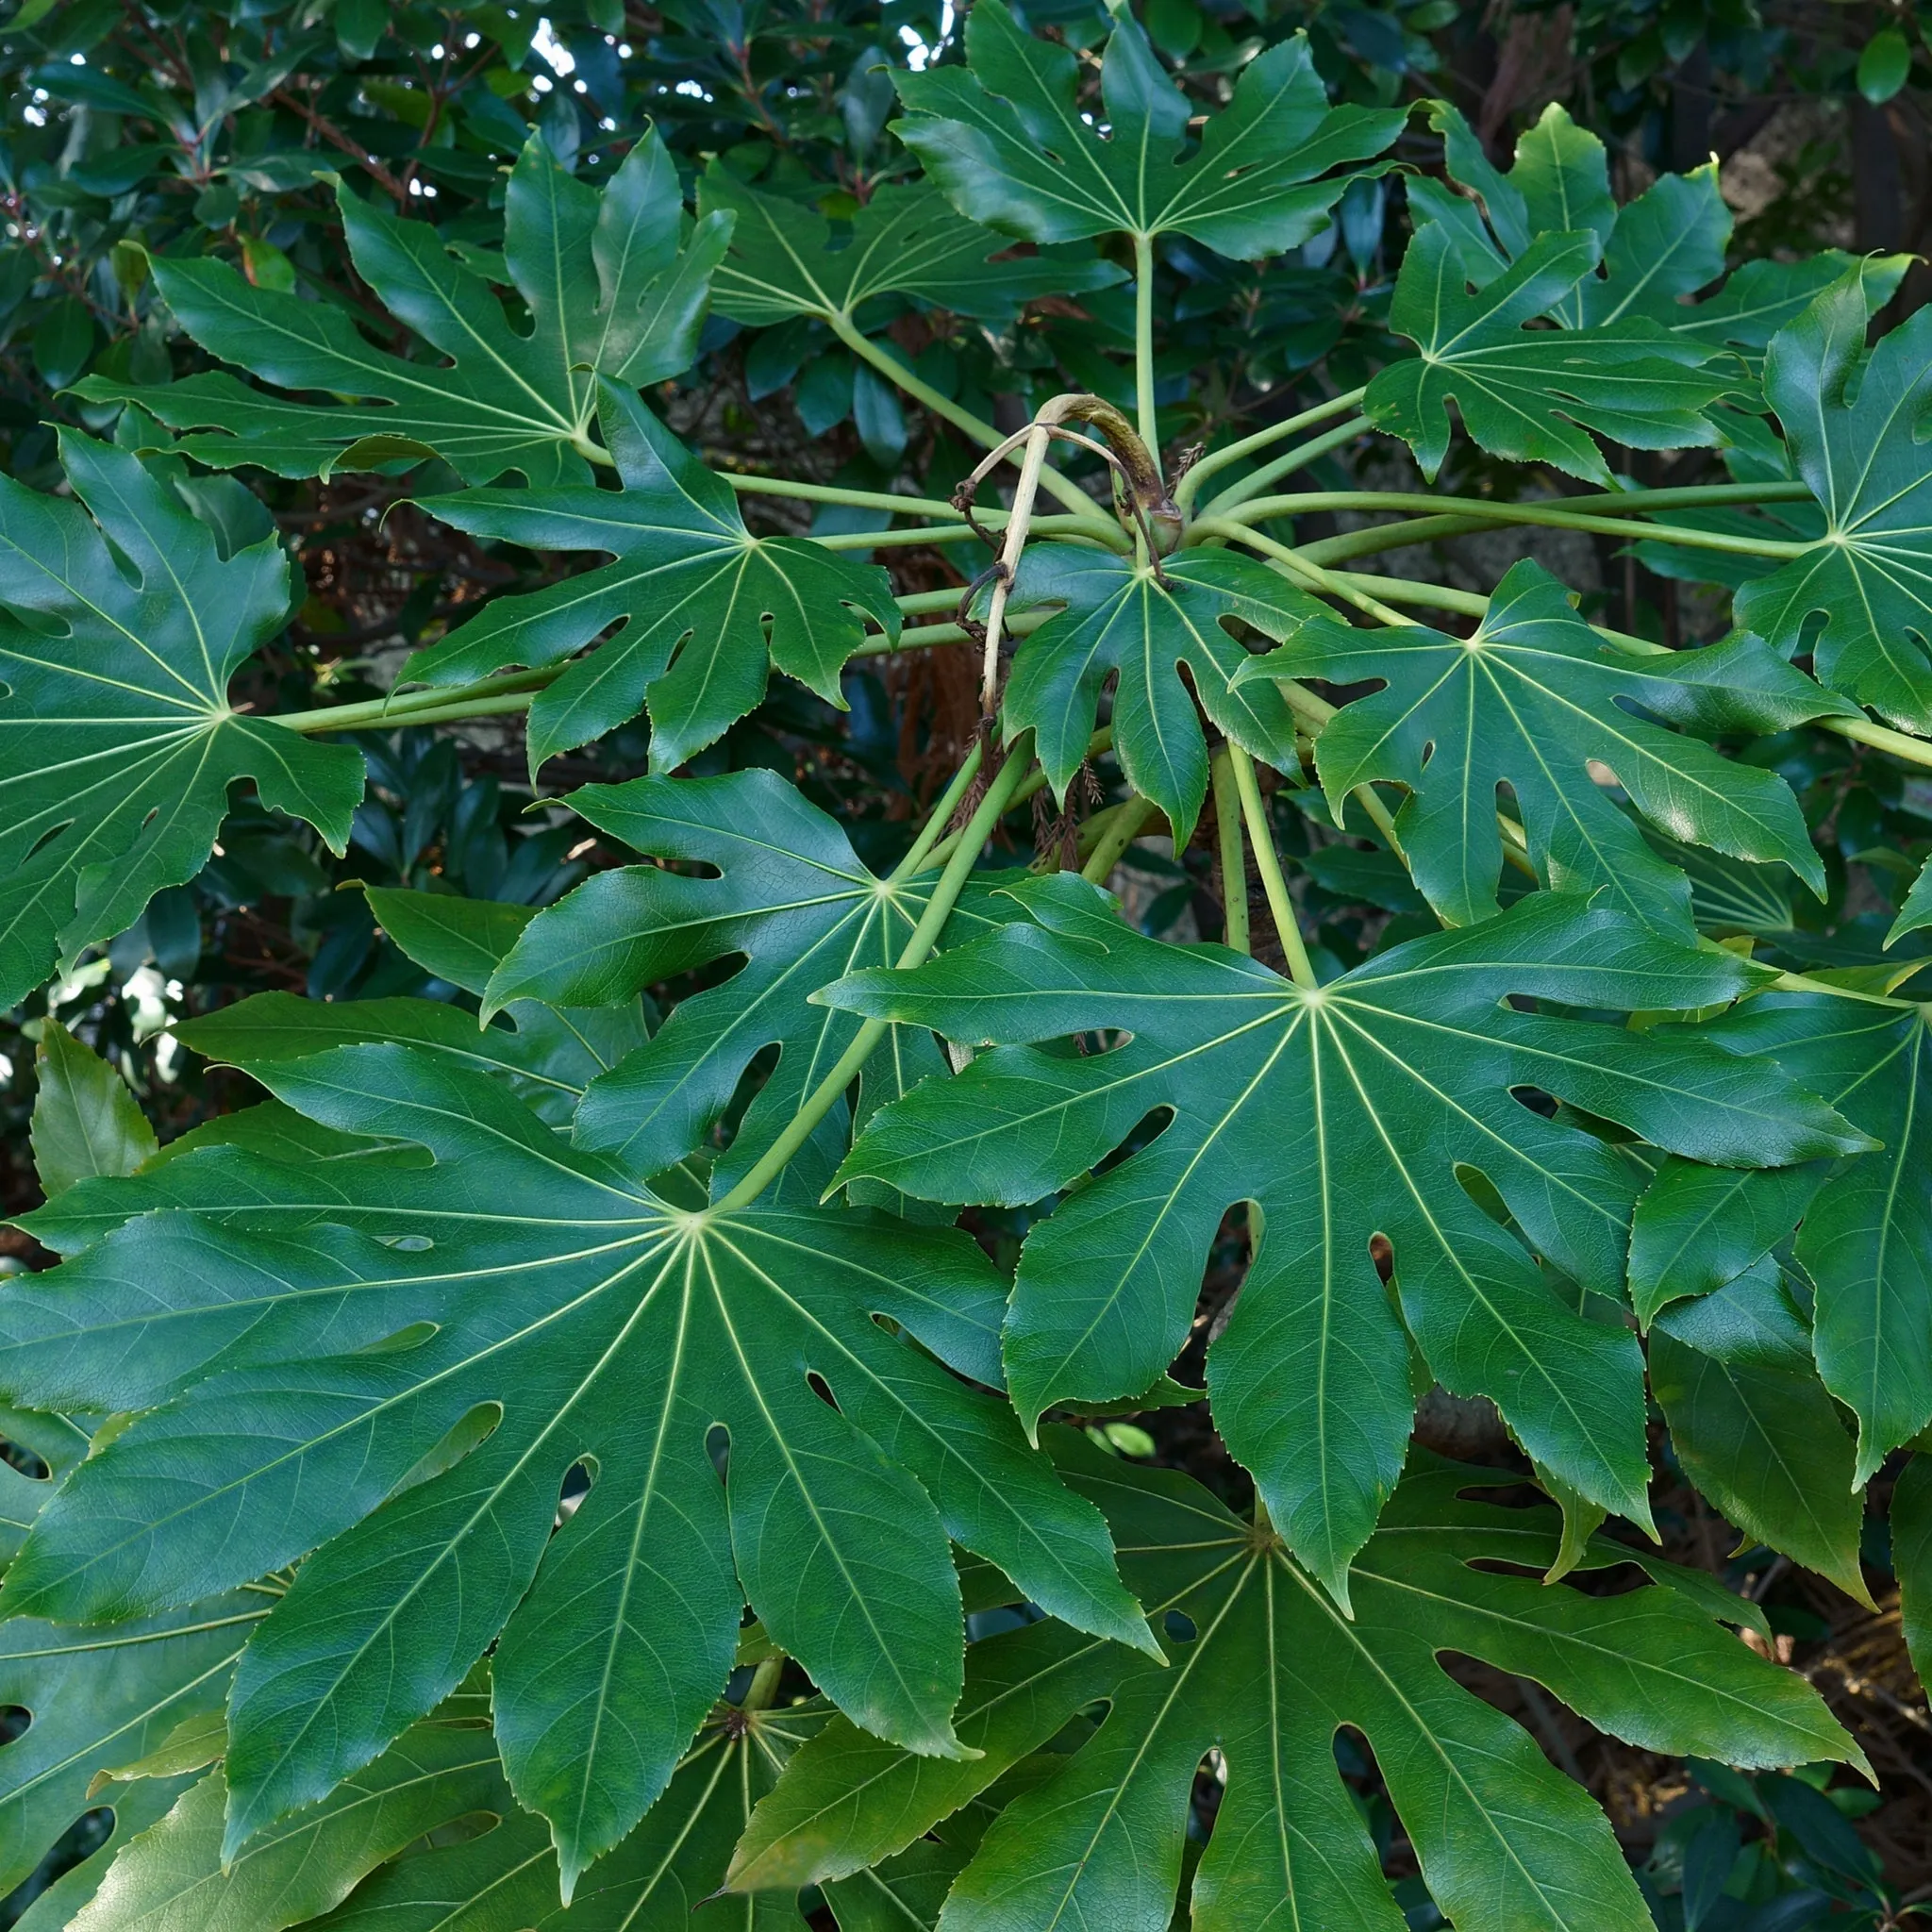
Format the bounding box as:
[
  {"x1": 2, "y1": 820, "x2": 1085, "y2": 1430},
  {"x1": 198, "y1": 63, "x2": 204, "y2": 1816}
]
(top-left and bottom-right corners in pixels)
[{"x1": 3, "y1": 0, "x2": 1932, "y2": 1924}]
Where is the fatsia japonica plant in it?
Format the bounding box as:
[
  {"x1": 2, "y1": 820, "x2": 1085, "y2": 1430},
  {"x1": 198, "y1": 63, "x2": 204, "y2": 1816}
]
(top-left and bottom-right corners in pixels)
[{"x1": 9, "y1": 4, "x2": 1932, "y2": 1927}]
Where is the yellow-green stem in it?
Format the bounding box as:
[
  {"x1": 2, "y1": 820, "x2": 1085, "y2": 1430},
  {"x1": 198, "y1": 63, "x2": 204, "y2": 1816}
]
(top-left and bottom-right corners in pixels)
[
  {"x1": 1228, "y1": 744, "x2": 1316, "y2": 989},
  {"x1": 716, "y1": 739, "x2": 1034, "y2": 1214},
  {"x1": 1133, "y1": 232, "x2": 1160, "y2": 467},
  {"x1": 1174, "y1": 388, "x2": 1369, "y2": 508},
  {"x1": 1080, "y1": 794, "x2": 1159, "y2": 883},
  {"x1": 828, "y1": 311, "x2": 1098, "y2": 520},
  {"x1": 1211, "y1": 749, "x2": 1250, "y2": 954},
  {"x1": 1192, "y1": 417, "x2": 1371, "y2": 520}
]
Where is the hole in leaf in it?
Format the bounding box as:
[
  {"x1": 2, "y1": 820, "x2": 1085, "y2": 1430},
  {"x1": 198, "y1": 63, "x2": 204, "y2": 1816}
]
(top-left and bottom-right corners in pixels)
[
  {"x1": 387, "y1": 1401, "x2": 502, "y2": 1501},
  {"x1": 1367, "y1": 1233, "x2": 1393, "y2": 1284},
  {"x1": 0, "y1": 1707, "x2": 30, "y2": 1747},
  {"x1": 1163, "y1": 1608, "x2": 1197, "y2": 1643},
  {"x1": 806, "y1": 1371, "x2": 840, "y2": 1411},
  {"x1": 0, "y1": 1437, "x2": 50, "y2": 1482},
  {"x1": 352, "y1": 1320, "x2": 440, "y2": 1356},
  {"x1": 1454, "y1": 1163, "x2": 1514, "y2": 1231},
  {"x1": 707, "y1": 1423, "x2": 730, "y2": 1481},
  {"x1": 555, "y1": 1456, "x2": 597, "y2": 1529}
]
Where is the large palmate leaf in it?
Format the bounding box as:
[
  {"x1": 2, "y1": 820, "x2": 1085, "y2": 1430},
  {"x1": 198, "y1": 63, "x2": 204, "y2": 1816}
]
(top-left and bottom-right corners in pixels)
[
  {"x1": 0, "y1": 1045, "x2": 1152, "y2": 1894},
  {"x1": 1237, "y1": 559, "x2": 1846, "y2": 935},
  {"x1": 73, "y1": 1708, "x2": 508, "y2": 1932},
  {"x1": 103, "y1": 1687, "x2": 824, "y2": 1932},
  {"x1": 1364, "y1": 224, "x2": 1735, "y2": 485},
  {"x1": 406, "y1": 386, "x2": 898, "y2": 774},
  {"x1": 739, "y1": 1438, "x2": 1854, "y2": 1932},
  {"x1": 700, "y1": 172, "x2": 1123, "y2": 328},
  {"x1": 476, "y1": 769, "x2": 1014, "y2": 1203},
  {"x1": 78, "y1": 132, "x2": 728, "y2": 487},
  {"x1": 0, "y1": 1587, "x2": 265, "y2": 1900},
  {"x1": 1735, "y1": 276, "x2": 1932, "y2": 732},
  {"x1": 894, "y1": 2, "x2": 1403, "y2": 257},
  {"x1": 1002, "y1": 546, "x2": 1323, "y2": 844},
  {"x1": 1686, "y1": 992, "x2": 1932, "y2": 1485},
  {"x1": 347, "y1": 1706, "x2": 830, "y2": 1931},
  {"x1": 0, "y1": 430, "x2": 362, "y2": 1012},
  {"x1": 828, "y1": 876, "x2": 1862, "y2": 1596},
  {"x1": 1411, "y1": 101, "x2": 1879, "y2": 347}
]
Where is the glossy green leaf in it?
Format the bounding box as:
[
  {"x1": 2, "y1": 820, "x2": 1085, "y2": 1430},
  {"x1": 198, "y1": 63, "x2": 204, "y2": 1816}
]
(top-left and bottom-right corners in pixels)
[
  {"x1": 1364, "y1": 224, "x2": 1735, "y2": 485},
  {"x1": 361, "y1": 888, "x2": 538, "y2": 996},
  {"x1": 1003, "y1": 547, "x2": 1324, "y2": 845},
  {"x1": 31, "y1": 1022, "x2": 158, "y2": 1199},
  {"x1": 175, "y1": 988, "x2": 648, "y2": 1130},
  {"x1": 71, "y1": 1717, "x2": 508, "y2": 1932},
  {"x1": 1690, "y1": 992, "x2": 1932, "y2": 1483},
  {"x1": 77, "y1": 133, "x2": 729, "y2": 486},
  {"x1": 1629, "y1": 1155, "x2": 1825, "y2": 1325},
  {"x1": 829, "y1": 876, "x2": 1863, "y2": 1597},
  {"x1": 1650, "y1": 1265, "x2": 1870, "y2": 1602},
  {"x1": 407, "y1": 385, "x2": 898, "y2": 774},
  {"x1": 1736, "y1": 275, "x2": 1932, "y2": 731},
  {"x1": 0, "y1": 431, "x2": 362, "y2": 1012},
  {"x1": 0, "y1": 1407, "x2": 87, "y2": 1570},
  {"x1": 852, "y1": 1436, "x2": 1856, "y2": 1932},
  {"x1": 894, "y1": 3, "x2": 1403, "y2": 255},
  {"x1": 1411, "y1": 100, "x2": 1887, "y2": 352},
  {"x1": 479, "y1": 768, "x2": 1012, "y2": 1202},
  {"x1": 700, "y1": 171, "x2": 1124, "y2": 327},
  {"x1": 0, "y1": 1045, "x2": 1151, "y2": 1890},
  {"x1": 1889, "y1": 1452, "x2": 1932, "y2": 1688},
  {"x1": 1237, "y1": 559, "x2": 1845, "y2": 935},
  {"x1": 730, "y1": 1616, "x2": 1125, "y2": 1891},
  {"x1": 0, "y1": 1590, "x2": 264, "y2": 1899},
  {"x1": 310, "y1": 1694, "x2": 824, "y2": 1929}
]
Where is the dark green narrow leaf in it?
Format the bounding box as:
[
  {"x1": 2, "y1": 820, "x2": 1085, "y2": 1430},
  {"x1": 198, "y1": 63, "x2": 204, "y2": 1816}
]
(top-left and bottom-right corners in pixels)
[
  {"x1": 1004, "y1": 547, "x2": 1322, "y2": 845},
  {"x1": 1629, "y1": 1156, "x2": 1826, "y2": 1326},
  {"x1": 408, "y1": 385, "x2": 899, "y2": 774},
  {"x1": 78, "y1": 133, "x2": 730, "y2": 486},
  {"x1": 1650, "y1": 1274, "x2": 1871, "y2": 1604},
  {"x1": 701, "y1": 170, "x2": 1123, "y2": 326},
  {"x1": 1690, "y1": 993, "x2": 1932, "y2": 1482},
  {"x1": 1737, "y1": 275, "x2": 1932, "y2": 732},
  {"x1": 1364, "y1": 225, "x2": 1735, "y2": 484},
  {"x1": 894, "y1": 3, "x2": 1403, "y2": 256},
  {"x1": 1239, "y1": 559, "x2": 1844, "y2": 935}
]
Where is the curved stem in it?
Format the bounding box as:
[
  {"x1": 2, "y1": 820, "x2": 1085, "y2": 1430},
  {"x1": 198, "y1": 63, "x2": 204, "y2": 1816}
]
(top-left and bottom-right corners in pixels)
[
  {"x1": 812, "y1": 514, "x2": 1124, "y2": 552},
  {"x1": 1191, "y1": 417, "x2": 1371, "y2": 521},
  {"x1": 714, "y1": 738, "x2": 1035, "y2": 1214},
  {"x1": 1174, "y1": 387, "x2": 1369, "y2": 509},
  {"x1": 276, "y1": 665, "x2": 564, "y2": 734},
  {"x1": 827, "y1": 312, "x2": 1098, "y2": 521},
  {"x1": 1193, "y1": 517, "x2": 1415, "y2": 627},
  {"x1": 1222, "y1": 490, "x2": 1815, "y2": 559},
  {"x1": 1228, "y1": 744, "x2": 1316, "y2": 989},
  {"x1": 1080, "y1": 793, "x2": 1159, "y2": 883}
]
